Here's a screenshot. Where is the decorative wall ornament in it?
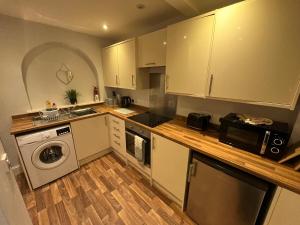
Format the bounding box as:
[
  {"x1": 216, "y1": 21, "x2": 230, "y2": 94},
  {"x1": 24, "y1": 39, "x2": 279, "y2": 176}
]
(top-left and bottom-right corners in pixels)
[{"x1": 56, "y1": 63, "x2": 73, "y2": 85}]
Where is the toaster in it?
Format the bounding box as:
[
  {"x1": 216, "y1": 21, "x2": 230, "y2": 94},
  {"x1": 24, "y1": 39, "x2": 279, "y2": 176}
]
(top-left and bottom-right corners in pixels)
[{"x1": 187, "y1": 113, "x2": 211, "y2": 131}]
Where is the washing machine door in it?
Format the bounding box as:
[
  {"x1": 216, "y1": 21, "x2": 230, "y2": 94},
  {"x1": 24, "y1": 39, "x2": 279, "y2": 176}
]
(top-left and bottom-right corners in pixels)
[{"x1": 31, "y1": 140, "x2": 70, "y2": 170}]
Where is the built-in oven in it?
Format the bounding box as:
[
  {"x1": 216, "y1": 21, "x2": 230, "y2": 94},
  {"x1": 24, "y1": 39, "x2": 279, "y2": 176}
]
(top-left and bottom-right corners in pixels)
[{"x1": 125, "y1": 121, "x2": 151, "y2": 166}]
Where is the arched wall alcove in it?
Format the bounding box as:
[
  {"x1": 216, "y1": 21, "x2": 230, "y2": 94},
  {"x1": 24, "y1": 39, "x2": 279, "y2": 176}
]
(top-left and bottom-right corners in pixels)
[{"x1": 21, "y1": 42, "x2": 99, "y2": 110}]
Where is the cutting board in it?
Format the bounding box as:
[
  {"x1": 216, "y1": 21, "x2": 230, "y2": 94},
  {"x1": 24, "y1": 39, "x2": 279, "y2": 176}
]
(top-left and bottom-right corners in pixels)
[{"x1": 113, "y1": 108, "x2": 135, "y2": 115}]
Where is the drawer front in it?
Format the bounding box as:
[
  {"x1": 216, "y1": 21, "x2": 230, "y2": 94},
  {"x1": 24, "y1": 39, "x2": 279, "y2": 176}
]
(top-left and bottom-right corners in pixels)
[
  {"x1": 109, "y1": 115, "x2": 126, "y2": 155},
  {"x1": 110, "y1": 116, "x2": 123, "y2": 128},
  {"x1": 111, "y1": 135, "x2": 122, "y2": 150},
  {"x1": 111, "y1": 131, "x2": 122, "y2": 140},
  {"x1": 111, "y1": 125, "x2": 122, "y2": 134}
]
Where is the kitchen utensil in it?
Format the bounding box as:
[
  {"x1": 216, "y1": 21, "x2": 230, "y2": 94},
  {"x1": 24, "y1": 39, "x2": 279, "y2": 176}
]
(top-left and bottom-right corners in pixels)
[
  {"x1": 187, "y1": 113, "x2": 211, "y2": 131},
  {"x1": 120, "y1": 96, "x2": 132, "y2": 108}
]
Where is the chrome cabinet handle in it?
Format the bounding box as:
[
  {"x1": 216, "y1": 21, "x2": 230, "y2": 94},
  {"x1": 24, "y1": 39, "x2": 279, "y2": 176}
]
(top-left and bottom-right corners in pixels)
[
  {"x1": 145, "y1": 62, "x2": 156, "y2": 65},
  {"x1": 187, "y1": 162, "x2": 196, "y2": 183},
  {"x1": 152, "y1": 136, "x2": 155, "y2": 150},
  {"x1": 131, "y1": 75, "x2": 135, "y2": 86},
  {"x1": 208, "y1": 74, "x2": 214, "y2": 95},
  {"x1": 166, "y1": 75, "x2": 169, "y2": 90},
  {"x1": 115, "y1": 75, "x2": 118, "y2": 85},
  {"x1": 113, "y1": 120, "x2": 119, "y2": 125},
  {"x1": 113, "y1": 134, "x2": 120, "y2": 139},
  {"x1": 114, "y1": 140, "x2": 120, "y2": 146},
  {"x1": 113, "y1": 127, "x2": 120, "y2": 132}
]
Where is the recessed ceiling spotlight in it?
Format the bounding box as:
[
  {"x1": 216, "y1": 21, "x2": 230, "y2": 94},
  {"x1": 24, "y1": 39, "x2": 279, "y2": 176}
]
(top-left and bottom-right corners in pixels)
[
  {"x1": 102, "y1": 24, "x2": 108, "y2": 31},
  {"x1": 136, "y1": 3, "x2": 146, "y2": 10}
]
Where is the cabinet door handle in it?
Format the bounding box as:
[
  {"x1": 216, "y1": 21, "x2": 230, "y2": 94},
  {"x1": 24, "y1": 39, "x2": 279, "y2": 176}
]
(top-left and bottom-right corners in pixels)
[
  {"x1": 114, "y1": 140, "x2": 120, "y2": 146},
  {"x1": 113, "y1": 120, "x2": 119, "y2": 125},
  {"x1": 131, "y1": 75, "x2": 135, "y2": 86},
  {"x1": 115, "y1": 75, "x2": 118, "y2": 85},
  {"x1": 113, "y1": 127, "x2": 120, "y2": 132},
  {"x1": 187, "y1": 162, "x2": 196, "y2": 183},
  {"x1": 208, "y1": 74, "x2": 214, "y2": 95},
  {"x1": 166, "y1": 75, "x2": 169, "y2": 90},
  {"x1": 145, "y1": 62, "x2": 156, "y2": 65},
  {"x1": 166, "y1": 91, "x2": 196, "y2": 96},
  {"x1": 104, "y1": 116, "x2": 108, "y2": 126},
  {"x1": 152, "y1": 136, "x2": 155, "y2": 150},
  {"x1": 113, "y1": 134, "x2": 120, "y2": 139}
]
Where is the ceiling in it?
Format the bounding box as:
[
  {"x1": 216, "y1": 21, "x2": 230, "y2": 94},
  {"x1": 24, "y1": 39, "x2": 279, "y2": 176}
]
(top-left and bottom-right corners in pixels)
[{"x1": 0, "y1": 0, "x2": 243, "y2": 41}]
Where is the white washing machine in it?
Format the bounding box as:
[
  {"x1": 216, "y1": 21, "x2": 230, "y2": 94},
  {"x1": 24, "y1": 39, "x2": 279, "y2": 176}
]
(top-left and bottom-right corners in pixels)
[{"x1": 17, "y1": 125, "x2": 78, "y2": 189}]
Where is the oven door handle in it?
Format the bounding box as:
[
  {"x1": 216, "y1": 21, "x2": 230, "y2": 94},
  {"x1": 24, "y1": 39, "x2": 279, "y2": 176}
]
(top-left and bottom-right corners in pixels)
[
  {"x1": 126, "y1": 131, "x2": 148, "y2": 141},
  {"x1": 126, "y1": 130, "x2": 136, "y2": 138}
]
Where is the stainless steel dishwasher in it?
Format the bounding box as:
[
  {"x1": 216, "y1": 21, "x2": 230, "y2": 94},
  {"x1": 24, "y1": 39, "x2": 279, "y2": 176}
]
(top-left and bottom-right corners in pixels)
[{"x1": 186, "y1": 151, "x2": 275, "y2": 225}]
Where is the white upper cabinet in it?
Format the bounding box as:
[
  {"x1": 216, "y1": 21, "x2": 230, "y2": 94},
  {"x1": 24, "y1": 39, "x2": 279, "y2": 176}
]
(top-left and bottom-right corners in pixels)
[
  {"x1": 102, "y1": 39, "x2": 144, "y2": 90},
  {"x1": 102, "y1": 45, "x2": 118, "y2": 87},
  {"x1": 166, "y1": 14, "x2": 215, "y2": 97},
  {"x1": 208, "y1": 0, "x2": 300, "y2": 109},
  {"x1": 138, "y1": 29, "x2": 167, "y2": 68},
  {"x1": 118, "y1": 39, "x2": 136, "y2": 89}
]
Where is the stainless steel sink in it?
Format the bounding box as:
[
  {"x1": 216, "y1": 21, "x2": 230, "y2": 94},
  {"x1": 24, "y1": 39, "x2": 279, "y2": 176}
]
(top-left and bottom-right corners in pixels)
[{"x1": 70, "y1": 108, "x2": 97, "y2": 116}]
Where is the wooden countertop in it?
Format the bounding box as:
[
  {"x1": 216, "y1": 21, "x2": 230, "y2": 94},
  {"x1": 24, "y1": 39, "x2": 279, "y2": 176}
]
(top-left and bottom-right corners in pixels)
[
  {"x1": 10, "y1": 104, "x2": 300, "y2": 194},
  {"x1": 10, "y1": 104, "x2": 145, "y2": 135}
]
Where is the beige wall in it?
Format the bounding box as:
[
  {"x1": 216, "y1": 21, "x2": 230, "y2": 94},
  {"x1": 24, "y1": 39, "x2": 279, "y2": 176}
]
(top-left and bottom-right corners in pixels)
[
  {"x1": 26, "y1": 46, "x2": 98, "y2": 109},
  {"x1": 176, "y1": 96, "x2": 300, "y2": 144},
  {"x1": 0, "y1": 14, "x2": 110, "y2": 166},
  {"x1": 108, "y1": 85, "x2": 299, "y2": 145},
  {"x1": 107, "y1": 88, "x2": 150, "y2": 107},
  {"x1": 176, "y1": 96, "x2": 299, "y2": 126},
  {"x1": 106, "y1": 86, "x2": 299, "y2": 142}
]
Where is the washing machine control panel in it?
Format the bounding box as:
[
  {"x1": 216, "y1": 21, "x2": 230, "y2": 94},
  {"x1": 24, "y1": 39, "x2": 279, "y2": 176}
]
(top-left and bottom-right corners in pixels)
[{"x1": 56, "y1": 127, "x2": 71, "y2": 136}]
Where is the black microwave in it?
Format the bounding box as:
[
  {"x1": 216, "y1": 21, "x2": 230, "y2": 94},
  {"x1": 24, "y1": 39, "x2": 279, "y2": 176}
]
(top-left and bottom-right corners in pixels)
[{"x1": 219, "y1": 113, "x2": 290, "y2": 161}]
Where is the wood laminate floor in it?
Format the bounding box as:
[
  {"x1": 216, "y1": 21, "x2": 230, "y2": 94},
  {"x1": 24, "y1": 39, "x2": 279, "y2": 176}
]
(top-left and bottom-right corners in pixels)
[{"x1": 17, "y1": 153, "x2": 196, "y2": 225}]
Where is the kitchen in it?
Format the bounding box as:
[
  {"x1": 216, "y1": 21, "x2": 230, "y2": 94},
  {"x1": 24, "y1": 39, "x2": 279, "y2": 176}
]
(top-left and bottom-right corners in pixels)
[{"x1": 0, "y1": 0, "x2": 300, "y2": 225}]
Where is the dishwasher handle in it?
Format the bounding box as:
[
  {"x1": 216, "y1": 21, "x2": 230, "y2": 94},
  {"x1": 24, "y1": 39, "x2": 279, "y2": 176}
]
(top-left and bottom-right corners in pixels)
[{"x1": 187, "y1": 162, "x2": 196, "y2": 183}]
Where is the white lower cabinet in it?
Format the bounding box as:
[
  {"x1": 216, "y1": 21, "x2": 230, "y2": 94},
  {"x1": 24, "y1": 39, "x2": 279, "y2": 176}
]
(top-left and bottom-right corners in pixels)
[
  {"x1": 264, "y1": 188, "x2": 300, "y2": 225},
  {"x1": 108, "y1": 115, "x2": 126, "y2": 157},
  {"x1": 71, "y1": 115, "x2": 110, "y2": 161},
  {"x1": 151, "y1": 133, "x2": 189, "y2": 203}
]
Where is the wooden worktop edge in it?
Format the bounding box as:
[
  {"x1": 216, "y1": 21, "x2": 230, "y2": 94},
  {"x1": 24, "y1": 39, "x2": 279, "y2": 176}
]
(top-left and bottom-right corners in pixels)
[{"x1": 10, "y1": 106, "x2": 300, "y2": 194}]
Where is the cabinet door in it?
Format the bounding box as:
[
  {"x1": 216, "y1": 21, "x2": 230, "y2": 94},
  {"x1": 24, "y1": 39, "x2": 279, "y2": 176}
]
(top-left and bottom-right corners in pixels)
[
  {"x1": 266, "y1": 188, "x2": 300, "y2": 225},
  {"x1": 138, "y1": 29, "x2": 167, "y2": 67},
  {"x1": 71, "y1": 115, "x2": 109, "y2": 160},
  {"x1": 166, "y1": 15, "x2": 214, "y2": 97},
  {"x1": 102, "y1": 46, "x2": 118, "y2": 87},
  {"x1": 118, "y1": 39, "x2": 136, "y2": 89},
  {"x1": 209, "y1": 0, "x2": 300, "y2": 109},
  {"x1": 151, "y1": 133, "x2": 189, "y2": 201}
]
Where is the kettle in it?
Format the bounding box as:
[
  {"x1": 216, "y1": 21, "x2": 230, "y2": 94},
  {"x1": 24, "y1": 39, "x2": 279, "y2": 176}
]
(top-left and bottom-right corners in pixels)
[{"x1": 120, "y1": 96, "x2": 132, "y2": 108}]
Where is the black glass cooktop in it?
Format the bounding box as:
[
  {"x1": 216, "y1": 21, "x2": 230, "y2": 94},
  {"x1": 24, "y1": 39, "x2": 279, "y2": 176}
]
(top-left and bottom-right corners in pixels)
[{"x1": 128, "y1": 112, "x2": 171, "y2": 128}]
